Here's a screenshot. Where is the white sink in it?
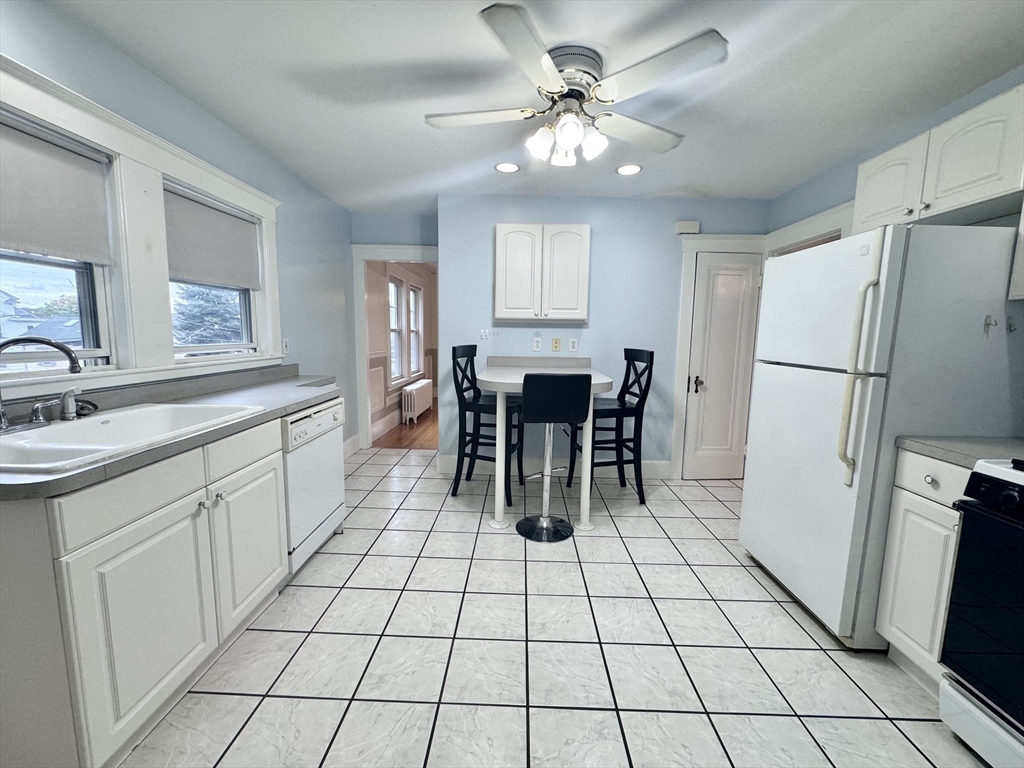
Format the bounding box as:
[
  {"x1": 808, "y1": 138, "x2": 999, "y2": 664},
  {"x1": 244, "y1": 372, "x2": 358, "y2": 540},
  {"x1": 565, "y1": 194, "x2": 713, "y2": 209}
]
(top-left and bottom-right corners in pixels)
[{"x1": 0, "y1": 403, "x2": 265, "y2": 474}]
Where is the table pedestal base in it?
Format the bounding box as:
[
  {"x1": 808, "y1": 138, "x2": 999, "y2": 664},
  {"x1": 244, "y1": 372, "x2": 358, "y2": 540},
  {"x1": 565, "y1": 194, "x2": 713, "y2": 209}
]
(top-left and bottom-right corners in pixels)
[
  {"x1": 487, "y1": 518, "x2": 510, "y2": 530},
  {"x1": 516, "y1": 515, "x2": 574, "y2": 542}
]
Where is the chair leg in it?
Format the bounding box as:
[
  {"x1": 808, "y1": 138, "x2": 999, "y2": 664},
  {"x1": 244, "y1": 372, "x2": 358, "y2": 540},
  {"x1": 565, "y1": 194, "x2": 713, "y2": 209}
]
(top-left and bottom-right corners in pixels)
[
  {"x1": 453, "y1": 409, "x2": 467, "y2": 495},
  {"x1": 504, "y1": 413, "x2": 515, "y2": 507},
  {"x1": 516, "y1": 418, "x2": 525, "y2": 486},
  {"x1": 615, "y1": 416, "x2": 627, "y2": 487},
  {"x1": 633, "y1": 416, "x2": 645, "y2": 505},
  {"x1": 466, "y1": 410, "x2": 481, "y2": 481},
  {"x1": 566, "y1": 424, "x2": 578, "y2": 487}
]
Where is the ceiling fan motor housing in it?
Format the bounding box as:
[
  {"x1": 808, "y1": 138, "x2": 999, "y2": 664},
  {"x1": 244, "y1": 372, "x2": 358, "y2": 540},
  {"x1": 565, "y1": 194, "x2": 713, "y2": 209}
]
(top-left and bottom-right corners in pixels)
[{"x1": 548, "y1": 45, "x2": 603, "y2": 100}]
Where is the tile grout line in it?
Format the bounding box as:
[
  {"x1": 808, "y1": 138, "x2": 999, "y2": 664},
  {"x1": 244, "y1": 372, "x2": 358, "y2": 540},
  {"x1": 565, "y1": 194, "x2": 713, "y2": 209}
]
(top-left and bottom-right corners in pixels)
[{"x1": 599, "y1": 482, "x2": 737, "y2": 768}]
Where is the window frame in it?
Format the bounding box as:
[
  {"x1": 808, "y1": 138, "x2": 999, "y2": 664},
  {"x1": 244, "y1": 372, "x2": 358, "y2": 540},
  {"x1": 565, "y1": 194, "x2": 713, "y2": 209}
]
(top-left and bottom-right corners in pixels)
[
  {"x1": 388, "y1": 275, "x2": 405, "y2": 384},
  {"x1": 0, "y1": 248, "x2": 115, "y2": 372},
  {"x1": 169, "y1": 278, "x2": 257, "y2": 360},
  {"x1": 0, "y1": 55, "x2": 283, "y2": 398},
  {"x1": 408, "y1": 283, "x2": 423, "y2": 376}
]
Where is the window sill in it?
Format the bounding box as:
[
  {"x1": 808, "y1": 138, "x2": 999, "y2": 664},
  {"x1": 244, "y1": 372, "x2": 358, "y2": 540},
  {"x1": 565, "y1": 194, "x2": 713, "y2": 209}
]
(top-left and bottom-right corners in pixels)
[
  {"x1": 0, "y1": 355, "x2": 285, "y2": 399},
  {"x1": 387, "y1": 372, "x2": 426, "y2": 394}
]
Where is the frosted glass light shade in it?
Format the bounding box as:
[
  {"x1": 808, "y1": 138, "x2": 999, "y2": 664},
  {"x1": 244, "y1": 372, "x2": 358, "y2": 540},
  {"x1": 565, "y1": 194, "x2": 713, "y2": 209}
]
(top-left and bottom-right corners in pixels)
[
  {"x1": 550, "y1": 147, "x2": 577, "y2": 166},
  {"x1": 525, "y1": 125, "x2": 555, "y2": 160},
  {"x1": 581, "y1": 126, "x2": 609, "y2": 161},
  {"x1": 553, "y1": 112, "x2": 585, "y2": 150}
]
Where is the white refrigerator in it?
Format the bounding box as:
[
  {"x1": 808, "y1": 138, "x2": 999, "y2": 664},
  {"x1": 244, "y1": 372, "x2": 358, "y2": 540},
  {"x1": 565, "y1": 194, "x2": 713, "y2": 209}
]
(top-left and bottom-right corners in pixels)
[{"x1": 739, "y1": 224, "x2": 1022, "y2": 648}]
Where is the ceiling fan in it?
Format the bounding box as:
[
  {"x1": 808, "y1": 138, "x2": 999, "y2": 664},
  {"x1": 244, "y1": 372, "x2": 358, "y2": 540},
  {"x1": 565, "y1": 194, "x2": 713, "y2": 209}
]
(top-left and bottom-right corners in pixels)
[{"x1": 424, "y1": 4, "x2": 728, "y2": 166}]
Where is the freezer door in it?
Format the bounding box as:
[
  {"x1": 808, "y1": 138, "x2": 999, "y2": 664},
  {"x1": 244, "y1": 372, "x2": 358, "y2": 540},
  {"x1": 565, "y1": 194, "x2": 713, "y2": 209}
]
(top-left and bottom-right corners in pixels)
[
  {"x1": 756, "y1": 227, "x2": 905, "y2": 374},
  {"x1": 738, "y1": 362, "x2": 886, "y2": 638}
]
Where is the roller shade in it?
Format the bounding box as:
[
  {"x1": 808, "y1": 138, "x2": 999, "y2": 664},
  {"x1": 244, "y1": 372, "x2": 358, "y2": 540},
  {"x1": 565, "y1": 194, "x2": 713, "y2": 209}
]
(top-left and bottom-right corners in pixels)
[
  {"x1": 164, "y1": 189, "x2": 261, "y2": 290},
  {"x1": 0, "y1": 122, "x2": 112, "y2": 264}
]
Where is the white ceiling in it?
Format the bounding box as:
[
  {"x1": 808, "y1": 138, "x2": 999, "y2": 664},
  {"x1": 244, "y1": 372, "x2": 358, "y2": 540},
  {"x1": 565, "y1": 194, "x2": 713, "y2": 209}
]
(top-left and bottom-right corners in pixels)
[{"x1": 51, "y1": 0, "x2": 1024, "y2": 214}]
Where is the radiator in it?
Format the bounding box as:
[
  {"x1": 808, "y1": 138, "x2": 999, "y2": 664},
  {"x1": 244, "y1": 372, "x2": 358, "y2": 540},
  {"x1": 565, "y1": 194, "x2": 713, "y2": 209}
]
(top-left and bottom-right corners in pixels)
[{"x1": 402, "y1": 379, "x2": 433, "y2": 424}]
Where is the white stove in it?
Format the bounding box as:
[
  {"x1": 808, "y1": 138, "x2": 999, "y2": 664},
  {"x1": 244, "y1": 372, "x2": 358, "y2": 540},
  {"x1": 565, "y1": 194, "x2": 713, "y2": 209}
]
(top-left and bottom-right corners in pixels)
[{"x1": 973, "y1": 457, "x2": 1024, "y2": 485}]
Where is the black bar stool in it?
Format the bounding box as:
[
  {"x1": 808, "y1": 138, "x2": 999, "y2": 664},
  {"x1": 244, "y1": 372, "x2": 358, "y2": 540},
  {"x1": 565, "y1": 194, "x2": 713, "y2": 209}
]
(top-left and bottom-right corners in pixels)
[
  {"x1": 567, "y1": 348, "x2": 654, "y2": 503},
  {"x1": 517, "y1": 373, "x2": 592, "y2": 542},
  {"x1": 452, "y1": 345, "x2": 524, "y2": 506}
]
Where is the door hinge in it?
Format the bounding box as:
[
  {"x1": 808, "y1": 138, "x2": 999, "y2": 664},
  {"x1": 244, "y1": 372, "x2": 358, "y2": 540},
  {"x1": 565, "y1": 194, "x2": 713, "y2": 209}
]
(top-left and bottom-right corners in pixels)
[{"x1": 758, "y1": 273, "x2": 763, "y2": 288}]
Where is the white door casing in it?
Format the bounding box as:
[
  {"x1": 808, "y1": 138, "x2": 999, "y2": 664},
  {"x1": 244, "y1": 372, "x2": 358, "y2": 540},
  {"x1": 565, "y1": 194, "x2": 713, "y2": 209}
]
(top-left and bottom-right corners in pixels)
[
  {"x1": 851, "y1": 134, "x2": 929, "y2": 234},
  {"x1": 56, "y1": 489, "x2": 218, "y2": 767},
  {"x1": 208, "y1": 452, "x2": 288, "y2": 640},
  {"x1": 682, "y1": 252, "x2": 761, "y2": 479}
]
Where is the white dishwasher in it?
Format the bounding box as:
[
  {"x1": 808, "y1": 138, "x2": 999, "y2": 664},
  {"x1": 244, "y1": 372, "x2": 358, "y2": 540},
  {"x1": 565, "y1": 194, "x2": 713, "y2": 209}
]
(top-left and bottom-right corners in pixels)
[{"x1": 281, "y1": 397, "x2": 346, "y2": 572}]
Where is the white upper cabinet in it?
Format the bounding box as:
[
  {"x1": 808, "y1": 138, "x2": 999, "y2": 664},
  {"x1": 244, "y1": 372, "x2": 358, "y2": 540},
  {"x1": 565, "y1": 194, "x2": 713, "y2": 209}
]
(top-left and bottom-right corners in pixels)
[
  {"x1": 852, "y1": 85, "x2": 1024, "y2": 234},
  {"x1": 495, "y1": 223, "x2": 590, "y2": 321},
  {"x1": 921, "y1": 84, "x2": 1024, "y2": 217},
  {"x1": 852, "y1": 134, "x2": 929, "y2": 234}
]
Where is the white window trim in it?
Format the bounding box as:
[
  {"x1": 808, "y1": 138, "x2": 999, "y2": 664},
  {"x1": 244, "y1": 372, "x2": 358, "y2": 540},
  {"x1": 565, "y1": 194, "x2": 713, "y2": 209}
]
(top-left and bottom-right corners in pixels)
[
  {"x1": 387, "y1": 275, "x2": 406, "y2": 386},
  {"x1": 408, "y1": 283, "x2": 423, "y2": 375},
  {"x1": 0, "y1": 55, "x2": 282, "y2": 398}
]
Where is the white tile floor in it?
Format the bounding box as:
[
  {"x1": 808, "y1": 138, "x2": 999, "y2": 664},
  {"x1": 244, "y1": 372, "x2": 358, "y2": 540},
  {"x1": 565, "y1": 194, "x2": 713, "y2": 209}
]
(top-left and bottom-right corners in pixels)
[{"x1": 121, "y1": 447, "x2": 985, "y2": 768}]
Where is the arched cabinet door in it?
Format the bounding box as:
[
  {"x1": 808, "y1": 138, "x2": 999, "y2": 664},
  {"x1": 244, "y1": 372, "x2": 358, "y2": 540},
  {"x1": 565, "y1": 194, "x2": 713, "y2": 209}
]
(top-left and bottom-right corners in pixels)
[
  {"x1": 494, "y1": 223, "x2": 543, "y2": 320},
  {"x1": 921, "y1": 84, "x2": 1024, "y2": 217},
  {"x1": 851, "y1": 134, "x2": 928, "y2": 234}
]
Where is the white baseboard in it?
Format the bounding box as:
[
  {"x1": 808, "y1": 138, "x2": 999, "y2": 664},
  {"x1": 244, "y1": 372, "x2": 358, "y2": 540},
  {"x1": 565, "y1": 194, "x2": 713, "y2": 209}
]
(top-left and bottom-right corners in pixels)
[
  {"x1": 371, "y1": 410, "x2": 401, "y2": 440},
  {"x1": 344, "y1": 433, "x2": 362, "y2": 458},
  {"x1": 436, "y1": 455, "x2": 673, "y2": 481}
]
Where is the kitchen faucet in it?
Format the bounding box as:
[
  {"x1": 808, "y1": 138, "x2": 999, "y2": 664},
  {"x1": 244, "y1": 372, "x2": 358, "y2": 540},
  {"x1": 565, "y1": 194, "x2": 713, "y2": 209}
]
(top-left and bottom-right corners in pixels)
[{"x1": 0, "y1": 336, "x2": 83, "y2": 433}]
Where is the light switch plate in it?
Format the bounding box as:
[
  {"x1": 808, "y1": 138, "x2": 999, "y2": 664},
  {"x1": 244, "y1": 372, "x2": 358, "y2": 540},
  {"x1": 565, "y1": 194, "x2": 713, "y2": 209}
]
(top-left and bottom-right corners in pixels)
[
  {"x1": 551, "y1": 338, "x2": 561, "y2": 352},
  {"x1": 569, "y1": 338, "x2": 578, "y2": 352},
  {"x1": 533, "y1": 337, "x2": 542, "y2": 351},
  {"x1": 282, "y1": 338, "x2": 290, "y2": 355}
]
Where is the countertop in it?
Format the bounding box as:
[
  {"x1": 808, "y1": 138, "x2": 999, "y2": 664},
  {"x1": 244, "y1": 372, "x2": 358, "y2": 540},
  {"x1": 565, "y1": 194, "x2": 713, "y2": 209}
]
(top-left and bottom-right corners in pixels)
[
  {"x1": 896, "y1": 435, "x2": 1024, "y2": 469},
  {"x1": 0, "y1": 375, "x2": 340, "y2": 500}
]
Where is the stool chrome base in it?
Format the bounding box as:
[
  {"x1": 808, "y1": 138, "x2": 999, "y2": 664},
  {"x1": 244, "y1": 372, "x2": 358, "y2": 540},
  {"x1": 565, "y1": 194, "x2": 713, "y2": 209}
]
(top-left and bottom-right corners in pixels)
[{"x1": 516, "y1": 514, "x2": 574, "y2": 542}]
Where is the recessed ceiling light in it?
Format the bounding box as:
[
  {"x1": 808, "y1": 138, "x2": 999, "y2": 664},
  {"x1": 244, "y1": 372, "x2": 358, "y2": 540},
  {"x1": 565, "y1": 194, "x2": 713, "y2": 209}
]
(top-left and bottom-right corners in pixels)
[
  {"x1": 495, "y1": 162, "x2": 520, "y2": 174},
  {"x1": 616, "y1": 164, "x2": 642, "y2": 176}
]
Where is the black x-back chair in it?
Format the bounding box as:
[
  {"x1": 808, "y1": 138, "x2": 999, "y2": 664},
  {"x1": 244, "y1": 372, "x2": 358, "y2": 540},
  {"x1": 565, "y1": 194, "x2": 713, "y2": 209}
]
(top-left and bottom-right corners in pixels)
[
  {"x1": 452, "y1": 345, "x2": 524, "y2": 506},
  {"x1": 567, "y1": 348, "x2": 654, "y2": 503},
  {"x1": 517, "y1": 373, "x2": 592, "y2": 542}
]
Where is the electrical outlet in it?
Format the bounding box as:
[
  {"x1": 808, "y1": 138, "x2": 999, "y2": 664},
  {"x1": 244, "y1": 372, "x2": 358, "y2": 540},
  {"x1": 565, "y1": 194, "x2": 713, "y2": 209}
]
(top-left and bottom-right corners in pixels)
[
  {"x1": 282, "y1": 338, "x2": 290, "y2": 355},
  {"x1": 551, "y1": 337, "x2": 561, "y2": 352},
  {"x1": 569, "y1": 338, "x2": 578, "y2": 352},
  {"x1": 480, "y1": 329, "x2": 485, "y2": 339},
  {"x1": 532, "y1": 337, "x2": 542, "y2": 352}
]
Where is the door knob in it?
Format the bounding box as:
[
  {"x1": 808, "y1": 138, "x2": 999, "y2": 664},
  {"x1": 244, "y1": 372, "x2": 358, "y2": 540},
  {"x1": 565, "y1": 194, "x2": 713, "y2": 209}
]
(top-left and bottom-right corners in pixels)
[{"x1": 694, "y1": 375, "x2": 704, "y2": 393}]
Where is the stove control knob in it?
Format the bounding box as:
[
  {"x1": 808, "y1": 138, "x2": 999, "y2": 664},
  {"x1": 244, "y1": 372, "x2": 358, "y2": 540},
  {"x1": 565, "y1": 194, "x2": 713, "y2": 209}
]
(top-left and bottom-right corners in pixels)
[{"x1": 998, "y1": 489, "x2": 1021, "y2": 511}]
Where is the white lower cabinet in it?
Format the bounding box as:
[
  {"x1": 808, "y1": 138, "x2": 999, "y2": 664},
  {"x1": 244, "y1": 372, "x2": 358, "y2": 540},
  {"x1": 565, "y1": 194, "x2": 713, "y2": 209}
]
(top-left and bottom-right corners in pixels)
[
  {"x1": 208, "y1": 452, "x2": 288, "y2": 639},
  {"x1": 56, "y1": 489, "x2": 218, "y2": 768},
  {"x1": 876, "y1": 484, "x2": 960, "y2": 679}
]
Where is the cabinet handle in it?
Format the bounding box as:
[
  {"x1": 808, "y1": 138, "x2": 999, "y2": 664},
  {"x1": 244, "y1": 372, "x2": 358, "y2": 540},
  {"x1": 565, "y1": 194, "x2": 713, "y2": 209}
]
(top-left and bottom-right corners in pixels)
[
  {"x1": 198, "y1": 500, "x2": 210, "y2": 511},
  {"x1": 215, "y1": 492, "x2": 227, "y2": 501},
  {"x1": 924, "y1": 474, "x2": 935, "y2": 485},
  {"x1": 920, "y1": 202, "x2": 931, "y2": 212},
  {"x1": 544, "y1": 310, "x2": 549, "y2": 317},
  {"x1": 903, "y1": 207, "x2": 914, "y2": 216}
]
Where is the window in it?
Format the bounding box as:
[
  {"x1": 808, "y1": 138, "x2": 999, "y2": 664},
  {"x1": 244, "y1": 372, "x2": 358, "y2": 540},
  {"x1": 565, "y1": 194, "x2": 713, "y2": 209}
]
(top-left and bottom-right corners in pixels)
[
  {"x1": 169, "y1": 281, "x2": 254, "y2": 358},
  {"x1": 388, "y1": 277, "x2": 404, "y2": 381},
  {"x1": 0, "y1": 250, "x2": 109, "y2": 373},
  {"x1": 409, "y1": 285, "x2": 423, "y2": 374}
]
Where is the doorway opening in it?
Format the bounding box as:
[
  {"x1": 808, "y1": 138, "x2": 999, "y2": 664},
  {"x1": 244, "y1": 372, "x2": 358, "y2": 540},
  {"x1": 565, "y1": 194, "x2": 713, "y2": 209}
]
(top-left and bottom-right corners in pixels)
[{"x1": 363, "y1": 260, "x2": 438, "y2": 450}]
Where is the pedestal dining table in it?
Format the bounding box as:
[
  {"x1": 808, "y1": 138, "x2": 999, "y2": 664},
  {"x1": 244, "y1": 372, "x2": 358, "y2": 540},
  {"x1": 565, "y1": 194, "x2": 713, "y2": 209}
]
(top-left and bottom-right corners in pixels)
[{"x1": 475, "y1": 357, "x2": 614, "y2": 531}]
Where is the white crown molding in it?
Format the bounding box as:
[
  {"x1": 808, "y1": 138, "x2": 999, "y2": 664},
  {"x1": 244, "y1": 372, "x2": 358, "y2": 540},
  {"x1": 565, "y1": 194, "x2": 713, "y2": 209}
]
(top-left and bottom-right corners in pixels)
[
  {"x1": 352, "y1": 244, "x2": 438, "y2": 262},
  {"x1": 766, "y1": 201, "x2": 854, "y2": 256},
  {"x1": 0, "y1": 54, "x2": 280, "y2": 218}
]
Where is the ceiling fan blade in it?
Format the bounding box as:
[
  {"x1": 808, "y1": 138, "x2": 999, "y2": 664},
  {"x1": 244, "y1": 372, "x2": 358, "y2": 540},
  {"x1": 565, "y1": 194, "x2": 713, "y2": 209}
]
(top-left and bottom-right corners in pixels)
[
  {"x1": 594, "y1": 113, "x2": 683, "y2": 153},
  {"x1": 591, "y1": 29, "x2": 727, "y2": 104},
  {"x1": 480, "y1": 4, "x2": 566, "y2": 94},
  {"x1": 425, "y1": 107, "x2": 538, "y2": 128}
]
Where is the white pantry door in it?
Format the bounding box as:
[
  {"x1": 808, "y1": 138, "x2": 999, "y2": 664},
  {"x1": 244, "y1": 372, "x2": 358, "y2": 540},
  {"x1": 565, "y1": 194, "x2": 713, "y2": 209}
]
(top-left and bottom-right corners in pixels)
[{"x1": 682, "y1": 252, "x2": 761, "y2": 479}]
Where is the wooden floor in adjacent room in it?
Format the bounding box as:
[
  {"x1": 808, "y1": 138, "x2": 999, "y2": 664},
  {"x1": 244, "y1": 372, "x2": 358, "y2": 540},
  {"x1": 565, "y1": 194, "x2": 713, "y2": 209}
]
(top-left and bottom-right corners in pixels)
[{"x1": 372, "y1": 399, "x2": 438, "y2": 450}]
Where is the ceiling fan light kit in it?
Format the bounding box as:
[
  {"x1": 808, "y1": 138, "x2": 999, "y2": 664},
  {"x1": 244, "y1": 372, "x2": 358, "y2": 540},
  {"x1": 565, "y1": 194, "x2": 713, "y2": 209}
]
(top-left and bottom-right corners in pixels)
[{"x1": 424, "y1": 4, "x2": 728, "y2": 171}]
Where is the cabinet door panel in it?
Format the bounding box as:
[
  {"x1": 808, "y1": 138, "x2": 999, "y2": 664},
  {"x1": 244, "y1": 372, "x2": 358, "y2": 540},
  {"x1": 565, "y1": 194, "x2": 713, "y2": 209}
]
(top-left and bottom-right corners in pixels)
[
  {"x1": 922, "y1": 85, "x2": 1024, "y2": 216},
  {"x1": 542, "y1": 224, "x2": 590, "y2": 321},
  {"x1": 209, "y1": 452, "x2": 287, "y2": 639},
  {"x1": 494, "y1": 224, "x2": 542, "y2": 319},
  {"x1": 58, "y1": 489, "x2": 217, "y2": 767},
  {"x1": 876, "y1": 487, "x2": 959, "y2": 674},
  {"x1": 851, "y1": 134, "x2": 928, "y2": 234}
]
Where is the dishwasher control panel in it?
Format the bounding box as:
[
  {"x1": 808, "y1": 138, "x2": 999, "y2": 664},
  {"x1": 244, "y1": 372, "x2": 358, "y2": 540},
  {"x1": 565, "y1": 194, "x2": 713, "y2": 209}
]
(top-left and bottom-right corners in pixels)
[{"x1": 282, "y1": 398, "x2": 344, "y2": 451}]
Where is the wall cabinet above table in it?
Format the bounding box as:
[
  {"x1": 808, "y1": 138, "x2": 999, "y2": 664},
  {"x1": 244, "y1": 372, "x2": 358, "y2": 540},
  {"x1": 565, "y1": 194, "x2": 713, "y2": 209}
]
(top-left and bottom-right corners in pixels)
[
  {"x1": 852, "y1": 84, "x2": 1024, "y2": 234},
  {"x1": 494, "y1": 223, "x2": 591, "y2": 322}
]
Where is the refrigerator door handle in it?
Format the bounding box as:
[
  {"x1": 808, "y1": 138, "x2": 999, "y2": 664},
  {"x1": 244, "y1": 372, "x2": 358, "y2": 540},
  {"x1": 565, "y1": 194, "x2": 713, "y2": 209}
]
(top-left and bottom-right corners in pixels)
[{"x1": 837, "y1": 229, "x2": 885, "y2": 486}]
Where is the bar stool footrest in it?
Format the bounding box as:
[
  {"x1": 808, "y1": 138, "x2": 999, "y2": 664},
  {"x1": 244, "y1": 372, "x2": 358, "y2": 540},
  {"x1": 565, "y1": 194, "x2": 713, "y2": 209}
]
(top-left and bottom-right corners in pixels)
[{"x1": 516, "y1": 514, "x2": 574, "y2": 542}]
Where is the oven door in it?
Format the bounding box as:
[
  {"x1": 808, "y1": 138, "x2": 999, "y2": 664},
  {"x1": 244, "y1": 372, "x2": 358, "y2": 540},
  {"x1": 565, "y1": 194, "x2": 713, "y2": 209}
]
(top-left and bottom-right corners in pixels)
[{"x1": 940, "y1": 499, "x2": 1024, "y2": 731}]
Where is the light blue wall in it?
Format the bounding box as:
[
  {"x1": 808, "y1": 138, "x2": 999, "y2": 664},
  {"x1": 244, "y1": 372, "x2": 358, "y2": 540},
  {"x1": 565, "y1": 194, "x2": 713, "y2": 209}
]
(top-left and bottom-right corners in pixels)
[
  {"x1": 352, "y1": 213, "x2": 439, "y2": 246},
  {"x1": 769, "y1": 65, "x2": 1024, "y2": 231},
  {"x1": 0, "y1": 0, "x2": 361, "y2": 434},
  {"x1": 437, "y1": 193, "x2": 770, "y2": 463}
]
